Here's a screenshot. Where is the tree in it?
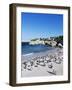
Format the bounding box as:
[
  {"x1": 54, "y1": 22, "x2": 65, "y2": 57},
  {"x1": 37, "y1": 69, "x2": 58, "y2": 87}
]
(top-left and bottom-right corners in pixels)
[{"x1": 54, "y1": 35, "x2": 63, "y2": 44}]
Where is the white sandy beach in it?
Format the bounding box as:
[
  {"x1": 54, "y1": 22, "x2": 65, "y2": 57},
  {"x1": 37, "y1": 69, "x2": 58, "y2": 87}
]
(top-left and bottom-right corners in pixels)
[{"x1": 21, "y1": 47, "x2": 63, "y2": 77}]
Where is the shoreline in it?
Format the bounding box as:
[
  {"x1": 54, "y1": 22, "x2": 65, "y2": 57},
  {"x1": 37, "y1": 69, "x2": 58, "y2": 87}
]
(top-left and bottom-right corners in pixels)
[{"x1": 21, "y1": 47, "x2": 63, "y2": 77}]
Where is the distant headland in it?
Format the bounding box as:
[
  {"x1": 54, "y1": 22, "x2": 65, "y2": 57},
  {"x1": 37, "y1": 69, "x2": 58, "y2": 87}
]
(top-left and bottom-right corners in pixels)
[{"x1": 29, "y1": 36, "x2": 63, "y2": 47}]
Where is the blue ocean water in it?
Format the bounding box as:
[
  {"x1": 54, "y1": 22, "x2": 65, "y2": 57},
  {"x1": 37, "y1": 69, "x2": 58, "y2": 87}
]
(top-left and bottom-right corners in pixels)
[{"x1": 21, "y1": 42, "x2": 54, "y2": 55}]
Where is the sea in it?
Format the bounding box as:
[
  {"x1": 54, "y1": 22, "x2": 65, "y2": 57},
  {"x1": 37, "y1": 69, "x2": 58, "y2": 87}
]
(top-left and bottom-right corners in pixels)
[{"x1": 21, "y1": 42, "x2": 54, "y2": 56}]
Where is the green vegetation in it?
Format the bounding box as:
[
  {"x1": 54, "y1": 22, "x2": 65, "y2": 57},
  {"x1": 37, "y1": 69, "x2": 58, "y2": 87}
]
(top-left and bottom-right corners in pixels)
[
  {"x1": 40, "y1": 38, "x2": 49, "y2": 41},
  {"x1": 31, "y1": 38, "x2": 48, "y2": 41},
  {"x1": 31, "y1": 35, "x2": 63, "y2": 44},
  {"x1": 54, "y1": 36, "x2": 63, "y2": 43},
  {"x1": 31, "y1": 38, "x2": 38, "y2": 41}
]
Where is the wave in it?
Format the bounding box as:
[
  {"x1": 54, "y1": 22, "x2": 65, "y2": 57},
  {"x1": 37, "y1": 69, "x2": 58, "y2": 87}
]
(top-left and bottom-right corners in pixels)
[{"x1": 23, "y1": 53, "x2": 34, "y2": 56}]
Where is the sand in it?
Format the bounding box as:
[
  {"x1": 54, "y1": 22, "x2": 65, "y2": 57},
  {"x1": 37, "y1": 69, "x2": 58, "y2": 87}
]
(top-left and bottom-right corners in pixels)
[{"x1": 21, "y1": 47, "x2": 63, "y2": 77}]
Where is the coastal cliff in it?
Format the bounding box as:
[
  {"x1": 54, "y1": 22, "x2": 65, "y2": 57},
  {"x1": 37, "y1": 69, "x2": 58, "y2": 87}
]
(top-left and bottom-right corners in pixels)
[
  {"x1": 29, "y1": 38, "x2": 57, "y2": 47},
  {"x1": 29, "y1": 36, "x2": 63, "y2": 47}
]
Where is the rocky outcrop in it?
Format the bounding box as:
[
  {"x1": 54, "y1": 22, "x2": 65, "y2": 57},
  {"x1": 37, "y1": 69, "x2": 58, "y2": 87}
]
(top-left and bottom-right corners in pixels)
[{"x1": 29, "y1": 39, "x2": 57, "y2": 47}]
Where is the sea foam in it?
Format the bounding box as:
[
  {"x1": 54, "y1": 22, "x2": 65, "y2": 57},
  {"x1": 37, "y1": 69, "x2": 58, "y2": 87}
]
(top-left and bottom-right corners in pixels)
[{"x1": 23, "y1": 53, "x2": 34, "y2": 56}]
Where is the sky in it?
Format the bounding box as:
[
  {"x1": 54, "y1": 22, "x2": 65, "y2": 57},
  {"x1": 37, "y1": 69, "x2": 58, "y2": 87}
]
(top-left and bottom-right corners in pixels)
[{"x1": 21, "y1": 12, "x2": 63, "y2": 42}]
